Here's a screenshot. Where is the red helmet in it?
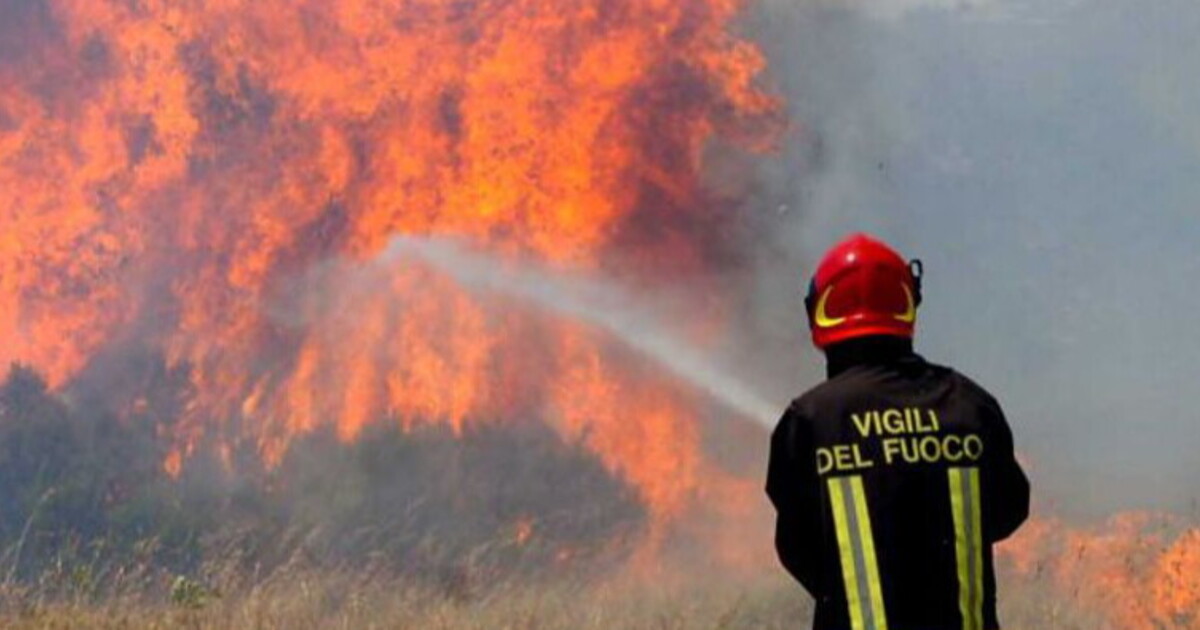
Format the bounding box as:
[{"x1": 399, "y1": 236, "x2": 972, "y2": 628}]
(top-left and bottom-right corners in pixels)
[{"x1": 804, "y1": 233, "x2": 923, "y2": 349}]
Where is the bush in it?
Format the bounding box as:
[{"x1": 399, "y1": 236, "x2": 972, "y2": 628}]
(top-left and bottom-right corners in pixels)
[{"x1": 0, "y1": 363, "x2": 644, "y2": 593}]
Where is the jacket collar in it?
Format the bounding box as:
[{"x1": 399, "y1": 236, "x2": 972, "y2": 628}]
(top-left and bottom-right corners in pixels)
[{"x1": 824, "y1": 336, "x2": 917, "y2": 378}]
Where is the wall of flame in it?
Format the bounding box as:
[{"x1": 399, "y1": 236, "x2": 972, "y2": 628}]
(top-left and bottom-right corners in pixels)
[{"x1": 0, "y1": 0, "x2": 778, "y2": 529}]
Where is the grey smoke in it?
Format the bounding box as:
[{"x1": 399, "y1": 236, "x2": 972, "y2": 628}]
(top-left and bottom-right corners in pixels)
[{"x1": 747, "y1": 0, "x2": 1200, "y2": 518}]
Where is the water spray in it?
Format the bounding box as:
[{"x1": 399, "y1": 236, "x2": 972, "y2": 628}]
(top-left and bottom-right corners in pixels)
[{"x1": 382, "y1": 237, "x2": 780, "y2": 428}]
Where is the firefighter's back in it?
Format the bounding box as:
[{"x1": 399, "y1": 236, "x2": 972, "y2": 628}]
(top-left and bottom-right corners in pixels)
[
  {"x1": 792, "y1": 354, "x2": 1016, "y2": 630},
  {"x1": 767, "y1": 234, "x2": 1029, "y2": 630}
]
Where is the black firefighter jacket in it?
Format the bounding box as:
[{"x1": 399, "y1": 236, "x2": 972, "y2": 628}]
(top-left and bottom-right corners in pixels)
[{"x1": 767, "y1": 346, "x2": 1030, "y2": 630}]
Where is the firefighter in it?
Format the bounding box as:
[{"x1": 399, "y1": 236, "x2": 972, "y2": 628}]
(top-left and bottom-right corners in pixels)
[{"x1": 766, "y1": 233, "x2": 1030, "y2": 630}]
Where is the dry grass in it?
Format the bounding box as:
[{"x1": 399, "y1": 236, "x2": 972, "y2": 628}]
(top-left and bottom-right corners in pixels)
[
  {"x1": 0, "y1": 571, "x2": 810, "y2": 630},
  {"x1": 0, "y1": 546, "x2": 1174, "y2": 630},
  {"x1": 0, "y1": 566, "x2": 1124, "y2": 630}
]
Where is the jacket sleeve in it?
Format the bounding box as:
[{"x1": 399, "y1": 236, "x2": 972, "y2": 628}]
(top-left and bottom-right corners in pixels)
[
  {"x1": 766, "y1": 404, "x2": 823, "y2": 596},
  {"x1": 981, "y1": 397, "x2": 1030, "y2": 543}
]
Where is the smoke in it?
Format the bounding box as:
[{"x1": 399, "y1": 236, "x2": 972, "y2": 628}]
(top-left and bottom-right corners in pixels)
[{"x1": 743, "y1": 0, "x2": 1200, "y2": 519}]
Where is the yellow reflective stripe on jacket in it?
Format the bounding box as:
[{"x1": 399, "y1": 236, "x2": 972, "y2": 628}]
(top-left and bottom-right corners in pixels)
[
  {"x1": 850, "y1": 476, "x2": 888, "y2": 628},
  {"x1": 827, "y1": 475, "x2": 888, "y2": 630},
  {"x1": 949, "y1": 467, "x2": 984, "y2": 630}
]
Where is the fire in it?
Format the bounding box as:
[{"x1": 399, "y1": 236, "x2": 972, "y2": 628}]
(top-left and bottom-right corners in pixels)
[
  {"x1": 5, "y1": 0, "x2": 1196, "y2": 621},
  {"x1": 999, "y1": 512, "x2": 1200, "y2": 628},
  {"x1": 514, "y1": 516, "x2": 535, "y2": 546},
  {"x1": 1153, "y1": 529, "x2": 1200, "y2": 625},
  {"x1": 0, "y1": 0, "x2": 777, "y2": 530}
]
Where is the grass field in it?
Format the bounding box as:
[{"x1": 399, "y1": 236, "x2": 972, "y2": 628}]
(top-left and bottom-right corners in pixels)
[
  {"x1": 0, "y1": 566, "x2": 1116, "y2": 630},
  {"x1": 1, "y1": 572, "x2": 806, "y2": 630}
]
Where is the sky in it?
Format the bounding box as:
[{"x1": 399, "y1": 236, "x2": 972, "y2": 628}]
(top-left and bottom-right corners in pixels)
[{"x1": 745, "y1": 0, "x2": 1200, "y2": 519}]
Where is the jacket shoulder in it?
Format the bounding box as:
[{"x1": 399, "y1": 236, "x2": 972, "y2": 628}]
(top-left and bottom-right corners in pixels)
[{"x1": 941, "y1": 365, "x2": 1004, "y2": 413}]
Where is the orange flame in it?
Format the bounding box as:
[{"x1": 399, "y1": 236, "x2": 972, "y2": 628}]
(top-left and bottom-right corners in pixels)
[
  {"x1": 1000, "y1": 511, "x2": 1200, "y2": 628},
  {"x1": 0, "y1": 0, "x2": 778, "y2": 537}
]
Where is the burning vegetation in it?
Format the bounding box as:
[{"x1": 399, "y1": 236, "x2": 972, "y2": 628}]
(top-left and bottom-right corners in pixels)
[
  {"x1": 1, "y1": 0, "x2": 780, "y2": 590},
  {"x1": 1, "y1": 0, "x2": 777, "y2": 537},
  {"x1": 0, "y1": 0, "x2": 1197, "y2": 627}
]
